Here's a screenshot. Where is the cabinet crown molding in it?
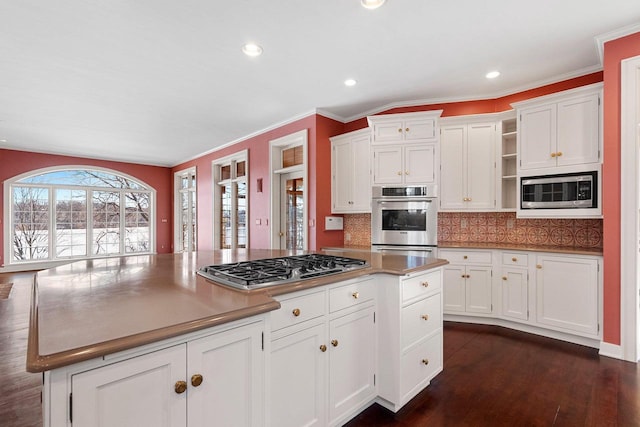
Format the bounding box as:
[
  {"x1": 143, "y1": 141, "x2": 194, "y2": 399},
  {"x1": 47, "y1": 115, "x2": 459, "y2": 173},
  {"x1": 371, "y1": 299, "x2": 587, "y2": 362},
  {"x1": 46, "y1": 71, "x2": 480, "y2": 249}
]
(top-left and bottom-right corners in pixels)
[
  {"x1": 510, "y1": 82, "x2": 603, "y2": 109},
  {"x1": 367, "y1": 110, "x2": 443, "y2": 126}
]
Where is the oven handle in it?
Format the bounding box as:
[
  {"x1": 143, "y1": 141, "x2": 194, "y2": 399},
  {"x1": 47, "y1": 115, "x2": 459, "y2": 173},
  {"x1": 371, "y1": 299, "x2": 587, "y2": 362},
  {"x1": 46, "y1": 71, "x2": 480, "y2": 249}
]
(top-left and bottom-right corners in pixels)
[
  {"x1": 378, "y1": 247, "x2": 434, "y2": 252},
  {"x1": 375, "y1": 199, "x2": 433, "y2": 204}
]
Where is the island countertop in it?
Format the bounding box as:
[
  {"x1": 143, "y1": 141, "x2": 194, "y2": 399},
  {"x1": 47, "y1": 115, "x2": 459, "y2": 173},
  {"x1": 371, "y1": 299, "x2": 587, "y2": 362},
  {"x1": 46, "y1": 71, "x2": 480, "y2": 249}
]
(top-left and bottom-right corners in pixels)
[{"x1": 27, "y1": 250, "x2": 447, "y2": 372}]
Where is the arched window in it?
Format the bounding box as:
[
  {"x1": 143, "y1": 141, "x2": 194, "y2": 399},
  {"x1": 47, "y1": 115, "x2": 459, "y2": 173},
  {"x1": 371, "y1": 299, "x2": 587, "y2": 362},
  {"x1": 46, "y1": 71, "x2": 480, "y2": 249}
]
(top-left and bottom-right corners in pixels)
[{"x1": 6, "y1": 167, "x2": 155, "y2": 265}]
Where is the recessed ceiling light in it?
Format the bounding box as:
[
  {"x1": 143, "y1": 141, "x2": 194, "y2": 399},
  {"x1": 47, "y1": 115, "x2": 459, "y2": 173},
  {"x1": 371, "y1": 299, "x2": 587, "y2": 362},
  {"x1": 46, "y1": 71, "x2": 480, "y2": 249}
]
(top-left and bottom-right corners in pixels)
[
  {"x1": 486, "y1": 71, "x2": 501, "y2": 79},
  {"x1": 242, "y1": 43, "x2": 263, "y2": 57},
  {"x1": 361, "y1": 0, "x2": 386, "y2": 9},
  {"x1": 344, "y1": 79, "x2": 357, "y2": 87}
]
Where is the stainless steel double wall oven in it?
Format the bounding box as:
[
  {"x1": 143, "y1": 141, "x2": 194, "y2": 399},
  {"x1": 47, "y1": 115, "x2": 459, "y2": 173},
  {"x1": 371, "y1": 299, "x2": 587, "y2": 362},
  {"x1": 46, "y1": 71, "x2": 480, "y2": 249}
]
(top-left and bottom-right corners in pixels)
[{"x1": 371, "y1": 185, "x2": 438, "y2": 258}]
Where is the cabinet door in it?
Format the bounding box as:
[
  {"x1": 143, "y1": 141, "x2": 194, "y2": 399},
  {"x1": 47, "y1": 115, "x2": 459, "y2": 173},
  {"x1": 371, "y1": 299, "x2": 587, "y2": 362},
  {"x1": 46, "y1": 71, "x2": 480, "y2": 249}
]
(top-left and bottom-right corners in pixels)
[
  {"x1": 72, "y1": 344, "x2": 187, "y2": 427},
  {"x1": 350, "y1": 134, "x2": 372, "y2": 211},
  {"x1": 328, "y1": 306, "x2": 376, "y2": 425},
  {"x1": 466, "y1": 123, "x2": 495, "y2": 209},
  {"x1": 519, "y1": 104, "x2": 557, "y2": 170},
  {"x1": 440, "y1": 125, "x2": 466, "y2": 209},
  {"x1": 405, "y1": 144, "x2": 436, "y2": 184},
  {"x1": 187, "y1": 322, "x2": 264, "y2": 427},
  {"x1": 404, "y1": 117, "x2": 436, "y2": 142},
  {"x1": 465, "y1": 266, "x2": 492, "y2": 314},
  {"x1": 501, "y1": 267, "x2": 528, "y2": 321},
  {"x1": 536, "y1": 256, "x2": 599, "y2": 335},
  {"x1": 443, "y1": 265, "x2": 466, "y2": 313},
  {"x1": 270, "y1": 323, "x2": 327, "y2": 427},
  {"x1": 372, "y1": 146, "x2": 403, "y2": 184},
  {"x1": 372, "y1": 120, "x2": 404, "y2": 143},
  {"x1": 332, "y1": 138, "x2": 354, "y2": 212},
  {"x1": 557, "y1": 93, "x2": 600, "y2": 166}
]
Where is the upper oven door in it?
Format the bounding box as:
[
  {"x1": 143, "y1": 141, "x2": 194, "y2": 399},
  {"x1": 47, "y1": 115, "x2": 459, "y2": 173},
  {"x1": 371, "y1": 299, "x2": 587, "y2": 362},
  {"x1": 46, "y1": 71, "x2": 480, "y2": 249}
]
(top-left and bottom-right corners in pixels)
[{"x1": 371, "y1": 199, "x2": 437, "y2": 246}]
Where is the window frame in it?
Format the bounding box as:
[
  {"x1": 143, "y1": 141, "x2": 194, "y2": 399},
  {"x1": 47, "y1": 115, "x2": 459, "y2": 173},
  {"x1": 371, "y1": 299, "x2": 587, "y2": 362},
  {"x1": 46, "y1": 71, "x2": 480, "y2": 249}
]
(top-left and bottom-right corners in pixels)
[
  {"x1": 4, "y1": 165, "x2": 156, "y2": 269},
  {"x1": 212, "y1": 150, "x2": 249, "y2": 250},
  {"x1": 174, "y1": 167, "x2": 197, "y2": 253}
]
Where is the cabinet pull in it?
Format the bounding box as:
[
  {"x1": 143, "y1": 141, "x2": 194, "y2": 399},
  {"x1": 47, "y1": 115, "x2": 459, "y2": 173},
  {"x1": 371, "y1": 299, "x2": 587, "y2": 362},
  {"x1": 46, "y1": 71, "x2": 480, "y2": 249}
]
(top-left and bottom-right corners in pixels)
[
  {"x1": 536, "y1": 264, "x2": 542, "y2": 269},
  {"x1": 421, "y1": 314, "x2": 429, "y2": 321},
  {"x1": 174, "y1": 381, "x2": 187, "y2": 394},
  {"x1": 405, "y1": 171, "x2": 410, "y2": 175},
  {"x1": 512, "y1": 257, "x2": 518, "y2": 262},
  {"x1": 405, "y1": 127, "x2": 410, "y2": 132},
  {"x1": 463, "y1": 255, "x2": 468, "y2": 259},
  {"x1": 551, "y1": 152, "x2": 557, "y2": 158},
  {"x1": 398, "y1": 128, "x2": 403, "y2": 133},
  {"x1": 292, "y1": 308, "x2": 301, "y2": 317},
  {"x1": 422, "y1": 359, "x2": 429, "y2": 365},
  {"x1": 352, "y1": 291, "x2": 359, "y2": 299},
  {"x1": 191, "y1": 374, "x2": 203, "y2": 387},
  {"x1": 421, "y1": 281, "x2": 429, "y2": 288},
  {"x1": 502, "y1": 276, "x2": 508, "y2": 281},
  {"x1": 319, "y1": 344, "x2": 327, "y2": 352},
  {"x1": 331, "y1": 339, "x2": 339, "y2": 347},
  {"x1": 557, "y1": 151, "x2": 563, "y2": 157},
  {"x1": 397, "y1": 171, "x2": 402, "y2": 176}
]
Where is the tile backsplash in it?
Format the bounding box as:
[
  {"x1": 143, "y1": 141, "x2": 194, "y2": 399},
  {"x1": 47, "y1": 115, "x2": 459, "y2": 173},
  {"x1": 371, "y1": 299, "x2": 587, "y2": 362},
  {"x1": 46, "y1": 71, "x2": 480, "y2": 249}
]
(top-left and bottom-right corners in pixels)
[{"x1": 343, "y1": 212, "x2": 603, "y2": 249}]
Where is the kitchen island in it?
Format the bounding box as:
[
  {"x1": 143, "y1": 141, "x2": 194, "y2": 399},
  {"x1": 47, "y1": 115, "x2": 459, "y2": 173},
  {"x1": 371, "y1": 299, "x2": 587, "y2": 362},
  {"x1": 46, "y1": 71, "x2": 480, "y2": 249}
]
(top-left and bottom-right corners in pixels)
[{"x1": 28, "y1": 249, "x2": 447, "y2": 427}]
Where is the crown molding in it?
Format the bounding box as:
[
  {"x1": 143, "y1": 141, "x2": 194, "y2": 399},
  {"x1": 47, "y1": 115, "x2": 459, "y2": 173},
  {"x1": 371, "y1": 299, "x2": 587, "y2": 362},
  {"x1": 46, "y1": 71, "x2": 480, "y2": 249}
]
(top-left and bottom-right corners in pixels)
[{"x1": 595, "y1": 23, "x2": 640, "y2": 65}]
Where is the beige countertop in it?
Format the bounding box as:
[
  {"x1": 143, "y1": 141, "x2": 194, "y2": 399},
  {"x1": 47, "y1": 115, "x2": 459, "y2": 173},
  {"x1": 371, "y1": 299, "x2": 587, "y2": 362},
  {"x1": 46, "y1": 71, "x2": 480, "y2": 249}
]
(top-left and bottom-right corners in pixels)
[{"x1": 27, "y1": 250, "x2": 447, "y2": 373}]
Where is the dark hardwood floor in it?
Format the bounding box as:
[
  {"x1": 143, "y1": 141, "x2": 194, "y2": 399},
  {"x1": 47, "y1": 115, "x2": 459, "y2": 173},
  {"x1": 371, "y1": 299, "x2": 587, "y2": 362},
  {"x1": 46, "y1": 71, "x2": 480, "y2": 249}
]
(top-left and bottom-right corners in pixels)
[{"x1": 2, "y1": 271, "x2": 639, "y2": 427}]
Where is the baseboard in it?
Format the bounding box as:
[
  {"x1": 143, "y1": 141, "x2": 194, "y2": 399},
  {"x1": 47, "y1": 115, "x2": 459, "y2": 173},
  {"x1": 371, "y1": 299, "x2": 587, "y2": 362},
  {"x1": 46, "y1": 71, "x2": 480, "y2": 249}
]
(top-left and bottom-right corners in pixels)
[{"x1": 598, "y1": 341, "x2": 624, "y2": 360}]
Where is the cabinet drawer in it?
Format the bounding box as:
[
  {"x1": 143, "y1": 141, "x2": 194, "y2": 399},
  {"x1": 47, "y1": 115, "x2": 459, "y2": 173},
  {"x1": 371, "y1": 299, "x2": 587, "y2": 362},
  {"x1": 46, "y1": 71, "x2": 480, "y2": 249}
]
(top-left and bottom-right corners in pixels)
[
  {"x1": 502, "y1": 252, "x2": 528, "y2": 267},
  {"x1": 402, "y1": 294, "x2": 441, "y2": 350},
  {"x1": 402, "y1": 270, "x2": 441, "y2": 303},
  {"x1": 439, "y1": 250, "x2": 492, "y2": 264},
  {"x1": 272, "y1": 291, "x2": 325, "y2": 331},
  {"x1": 401, "y1": 331, "x2": 442, "y2": 402},
  {"x1": 329, "y1": 278, "x2": 374, "y2": 313}
]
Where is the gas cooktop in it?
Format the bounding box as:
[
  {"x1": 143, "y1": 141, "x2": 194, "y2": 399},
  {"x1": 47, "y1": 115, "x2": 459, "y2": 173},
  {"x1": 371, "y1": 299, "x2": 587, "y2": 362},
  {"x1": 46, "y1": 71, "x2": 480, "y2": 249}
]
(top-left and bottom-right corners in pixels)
[{"x1": 197, "y1": 253, "x2": 369, "y2": 290}]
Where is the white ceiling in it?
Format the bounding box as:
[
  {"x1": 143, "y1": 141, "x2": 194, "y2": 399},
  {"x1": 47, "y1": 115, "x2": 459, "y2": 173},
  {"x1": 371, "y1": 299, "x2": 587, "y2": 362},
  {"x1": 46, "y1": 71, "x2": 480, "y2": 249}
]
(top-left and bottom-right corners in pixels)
[{"x1": 0, "y1": 1, "x2": 638, "y2": 167}]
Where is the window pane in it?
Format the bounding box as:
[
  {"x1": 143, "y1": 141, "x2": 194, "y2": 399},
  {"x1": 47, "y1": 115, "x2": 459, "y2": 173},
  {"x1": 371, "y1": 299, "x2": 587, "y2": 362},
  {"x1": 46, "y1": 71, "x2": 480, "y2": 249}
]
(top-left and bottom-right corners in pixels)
[
  {"x1": 18, "y1": 169, "x2": 144, "y2": 189},
  {"x1": 55, "y1": 189, "x2": 87, "y2": 258},
  {"x1": 190, "y1": 191, "x2": 197, "y2": 251},
  {"x1": 220, "y1": 183, "x2": 232, "y2": 249},
  {"x1": 220, "y1": 165, "x2": 231, "y2": 181},
  {"x1": 124, "y1": 192, "x2": 150, "y2": 253},
  {"x1": 236, "y1": 161, "x2": 246, "y2": 178},
  {"x1": 237, "y1": 181, "x2": 247, "y2": 249},
  {"x1": 93, "y1": 191, "x2": 120, "y2": 255},
  {"x1": 180, "y1": 192, "x2": 189, "y2": 252},
  {"x1": 286, "y1": 178, "x2": 304, "y2": 250},
  {"x1": 12, "y1": 186, "x2": 49, "y2": 261}
]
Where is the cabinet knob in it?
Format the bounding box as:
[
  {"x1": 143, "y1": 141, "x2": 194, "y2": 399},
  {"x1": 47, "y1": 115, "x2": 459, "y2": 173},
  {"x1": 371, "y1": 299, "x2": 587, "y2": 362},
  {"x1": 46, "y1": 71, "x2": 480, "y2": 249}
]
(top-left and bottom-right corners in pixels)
[
  {"x1": 421, "y1": 281, "x2": 429, "y2": 288},
  {"x1": 320, "y1": 344, "x2": 327, "y2": 352},
  {"x1": 421, "y1": 314, "x2": 429, "y2": 321},
  {"x1": 292, "y1": 308, "x2": 301, "y2": 317},
  {"x1": 512, "y1": 257, "x2": 518, "y2": 262},
  {"x1": 557, "y1": 151, "x2": 563, "y2": 157},
  {"x1": 174, "y1": 380, "x2": 187, "y2": 394},
  {"x1": 463, "y1": 255, "x2": 468, "y2": 259},
  {"x1": 397, "y1": 171, "x2": 403, "y2": 175},
  {"x1": 352, "y1": 291, "x2": 360, "y2": 299},
  {"x1": 422, "y1": 359, "x2": 429, "y2": 365},
  {"x1": 191, "y1": 374, "x2": 203, "y2": 387},
  {"x1": 331, "y1": 339, "x2": 339, "y2": 347},
  {"x1": 405, "y1": 171, "x2": 410, "y2": 175},
  {"x1": 405, "y1": 128, "x2": 410, "y2": 132},
  {"x1": 536, "y1": 264, "x2": 542, "y2": 269},
  {"x1": 502, "y1": 276, "x2": 508, "y2": 281},
  {"x1": 398, "y1": 128, "x2": 403, "y2": 133},
  {"x1": 551, "y1": 152, "x2": 557, "y2": 158}
]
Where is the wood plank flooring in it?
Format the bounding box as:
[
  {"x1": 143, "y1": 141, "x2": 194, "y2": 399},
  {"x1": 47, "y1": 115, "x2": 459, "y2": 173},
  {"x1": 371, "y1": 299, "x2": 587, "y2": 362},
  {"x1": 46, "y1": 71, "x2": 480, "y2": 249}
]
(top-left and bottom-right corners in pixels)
[{"x1": 1, "y1": 271, "x2": 639, "y2": 426}]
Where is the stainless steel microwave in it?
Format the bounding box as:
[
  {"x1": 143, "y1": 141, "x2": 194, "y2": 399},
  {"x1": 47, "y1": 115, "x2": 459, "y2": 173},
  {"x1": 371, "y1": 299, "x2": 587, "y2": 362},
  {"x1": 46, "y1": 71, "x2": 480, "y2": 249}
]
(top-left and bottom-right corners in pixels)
[{"x1": 520, "y1": 171, "x2": 597, "y2": 209}]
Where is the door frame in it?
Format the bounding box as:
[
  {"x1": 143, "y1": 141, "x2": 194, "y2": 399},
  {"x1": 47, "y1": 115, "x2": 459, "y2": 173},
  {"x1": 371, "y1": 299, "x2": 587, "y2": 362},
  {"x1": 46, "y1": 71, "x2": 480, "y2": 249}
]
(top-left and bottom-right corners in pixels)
[
  {"x1": 620, "y1": 54, "x2": 640, "y2": 362},
  {"x1": 173, "y1": 166, "x2": 197, "y2": 253},
  {"x1": 269, "y1": 130, "x2": 308, "y2": 250}
]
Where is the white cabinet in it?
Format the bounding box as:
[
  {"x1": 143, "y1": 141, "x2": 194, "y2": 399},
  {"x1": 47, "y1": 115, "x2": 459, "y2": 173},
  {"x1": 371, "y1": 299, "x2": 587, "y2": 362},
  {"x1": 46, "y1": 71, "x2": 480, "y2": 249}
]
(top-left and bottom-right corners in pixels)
[
  {"x1": 69, "y1": 320, "x2": 264, "y2": 427},
  {"x1": 440, "y1": 121, "x2": 496, "y2": 210},
  {"x1": 535, "y1": 254, "x2": 600, "y2": 336},
  {"x1": 331, "y1": 128, "x2": 371, "y2": 213},
  {"x1": 440, "y1": 249, "x2": 493, "y2": 315},
  {"x1": 498, "y1": 114, "x2": 517, "y2": 211},
  {"x1": 367, "y1": 111, "x2": 441, "y2": 144},
  {"x1": 268, "y1": 277, "x2": 376, "y2": 427},
  {"x1": 372, "y1": 143, "x2": 436, "y2": 185},
  {"x1": 376, "y1": 268, "x2": 443, "y2": 412},
  {"x1": 500, "y1": 252, "x2": 529, "y2": 321},
  {"x1": 515, "y1": 84, "x2": 602, "y2": 172}
]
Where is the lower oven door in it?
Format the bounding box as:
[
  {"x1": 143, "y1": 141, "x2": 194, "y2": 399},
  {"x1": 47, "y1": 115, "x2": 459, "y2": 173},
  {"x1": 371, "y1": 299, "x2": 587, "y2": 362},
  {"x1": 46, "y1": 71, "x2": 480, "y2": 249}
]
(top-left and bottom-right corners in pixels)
[
  {"x1": 372, "y1": 245, "x2": 437, "y2": 259},
  {"x1": 371, "y1": 199, "x2": 437, "y2": 246}
]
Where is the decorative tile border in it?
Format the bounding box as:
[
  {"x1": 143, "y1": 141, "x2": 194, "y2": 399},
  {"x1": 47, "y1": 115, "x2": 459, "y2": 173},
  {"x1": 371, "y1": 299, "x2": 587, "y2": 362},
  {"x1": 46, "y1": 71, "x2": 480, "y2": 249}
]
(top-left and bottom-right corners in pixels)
[{"x1": 343, "y1": 212, "x2": 603, "y2": 249}]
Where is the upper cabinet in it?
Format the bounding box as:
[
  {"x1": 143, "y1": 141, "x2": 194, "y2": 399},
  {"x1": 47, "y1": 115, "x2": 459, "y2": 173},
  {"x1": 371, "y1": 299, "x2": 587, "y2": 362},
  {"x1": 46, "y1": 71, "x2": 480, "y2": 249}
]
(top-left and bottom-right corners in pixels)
[
  {"x1": 368, "y1": 111, "x2": 442, "y2": 186},
  {"x1": 514, "y1": 83, "x2": 602, "y2": 172},
  {"x1": 331, "y1": 128, "x2": 371, "y2": 213},
  {"x1": 440, "y1": 120, "x2": 496, "y2": 210}
]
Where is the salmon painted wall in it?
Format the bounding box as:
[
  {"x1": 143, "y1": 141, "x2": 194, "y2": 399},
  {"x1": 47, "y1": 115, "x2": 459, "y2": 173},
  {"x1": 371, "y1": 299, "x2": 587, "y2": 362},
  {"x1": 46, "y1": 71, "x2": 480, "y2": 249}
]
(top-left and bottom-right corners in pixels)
[
  {"x1": 172, "y1": 114, "x2": 346, "y2": 252},
  {"x1": 602, "y1": 31, "x2": 640, "y2": 345},
  {"x1": 0, "y1": 148, "x2": 173, "y2": 266}
]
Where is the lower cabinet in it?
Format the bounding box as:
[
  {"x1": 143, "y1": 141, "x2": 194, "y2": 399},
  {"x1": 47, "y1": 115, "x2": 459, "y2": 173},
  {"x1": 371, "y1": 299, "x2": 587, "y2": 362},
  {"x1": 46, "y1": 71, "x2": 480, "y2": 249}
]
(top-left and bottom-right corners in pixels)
[
  {"x1": 440, "y1": 249, "x2": 493, "y2": 315},
  {"x1": 67, "y1": 319, "x2": 264, "y2": 427},
  {"x1": 500, "y1": 267, "x2": 529, "y2": 321}
]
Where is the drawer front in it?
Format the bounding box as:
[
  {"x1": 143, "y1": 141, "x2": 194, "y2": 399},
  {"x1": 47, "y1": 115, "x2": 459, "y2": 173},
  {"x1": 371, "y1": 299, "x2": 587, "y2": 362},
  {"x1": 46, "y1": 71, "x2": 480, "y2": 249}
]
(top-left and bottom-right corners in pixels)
[
  {"x1": 329, "y1": 278, "x2": 375, "y2": 313},
  {"x1": 402, "y1": 270, "x2": 441, "y2": 303},
  {"x1": 401, "y1": 331, "x2": 443, "y2": 402},
  {"x1": 272, "y1": 291, "x2": 326, "y2": 331},
  {"x1": 439, "y1": 250, "x2": 492, "y2": 265},
  {"x1": 502, "y1": 252, "x2": 528, "y2": 267},
  {"x1": 402, "y1": 294, "x2": 441, "y2": 350}
]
